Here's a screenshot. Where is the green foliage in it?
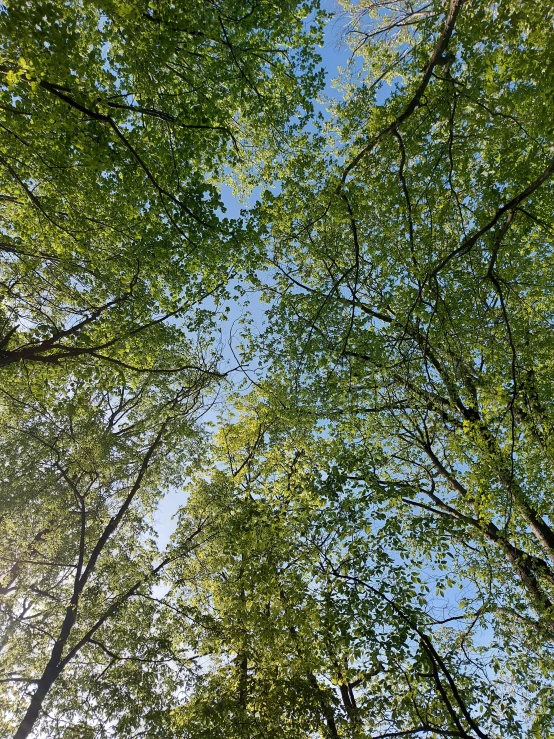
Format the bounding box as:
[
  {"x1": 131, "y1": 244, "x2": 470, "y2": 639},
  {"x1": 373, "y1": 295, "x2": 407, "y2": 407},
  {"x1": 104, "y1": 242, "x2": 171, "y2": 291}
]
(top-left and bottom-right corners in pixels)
[
  {"x1": 0, "y1": 1, "x2": 325, "y2": 736},
  {"x1": 0, "y1": 365, "x2": 211, "y2": 737},
  {"x1": 164, "y1": 403, "x2": 520, "y2": 737},
  {"x1": 0, "y1": 0, "x2": 323, "y2": 372},
  {"x1": 3, "y1": 0, "x2": 554, "y2": 737},
  {"x1": 228, "y1": 0, "x2": 554, "y2": 734}
]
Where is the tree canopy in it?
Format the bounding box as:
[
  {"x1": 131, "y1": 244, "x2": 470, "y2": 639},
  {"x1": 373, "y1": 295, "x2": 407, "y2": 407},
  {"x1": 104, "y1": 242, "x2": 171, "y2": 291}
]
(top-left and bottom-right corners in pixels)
[{"x1": 2, "y1": 0, "x2": 554, "y2": 737}]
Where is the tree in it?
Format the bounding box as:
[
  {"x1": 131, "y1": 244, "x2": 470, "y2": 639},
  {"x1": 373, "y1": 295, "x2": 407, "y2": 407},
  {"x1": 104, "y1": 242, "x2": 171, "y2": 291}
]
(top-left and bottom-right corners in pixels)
[
  {"x1": 0, "y1": 0, "x2": 323, "y2": 374},
  {"x1": 225, "y1": 0, "x2": 554, "y2": 733},
  {"x1": 0, "y1": 362, "x2": 215, "y2": 738},
  {"x1": 4, "y1": 0, "x2": 554, "y2": 736},
  {"x1": 164, "y1": 399, "x2": 517, "y2": 738},
  {"x1": 0, "y1": 2, "x2": 326, "y2": 736}
]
